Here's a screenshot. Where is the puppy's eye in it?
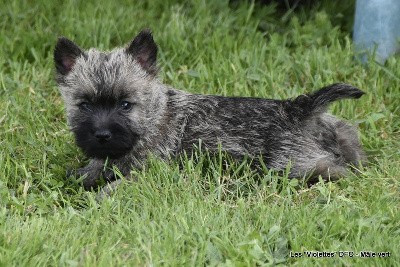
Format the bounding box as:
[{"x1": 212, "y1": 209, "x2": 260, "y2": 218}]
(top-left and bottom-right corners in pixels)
[
  {"x1": 79, "y1": 102, "x2": 93, "y2": 111},
  {"x1": 119, "y1": 101, "x2": 133, "y2": 111}
]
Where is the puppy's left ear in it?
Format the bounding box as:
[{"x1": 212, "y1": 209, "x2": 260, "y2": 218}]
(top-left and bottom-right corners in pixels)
[
  {"x1": 54, "y1": 37, "x2": 84, "y2": 76},
  {"x1": 126, "y1": 29, "x2": 158, "y2": 76}
]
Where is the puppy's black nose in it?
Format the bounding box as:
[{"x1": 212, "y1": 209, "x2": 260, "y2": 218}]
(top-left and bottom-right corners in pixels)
[{"x1": 94, "y1": 129, "x2": 112, "y2": 142}]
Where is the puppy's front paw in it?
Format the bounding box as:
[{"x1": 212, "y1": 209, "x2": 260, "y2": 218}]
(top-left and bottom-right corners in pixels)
[{"x1": 66, "y1": 167, "x2": 100, "y2": 190}]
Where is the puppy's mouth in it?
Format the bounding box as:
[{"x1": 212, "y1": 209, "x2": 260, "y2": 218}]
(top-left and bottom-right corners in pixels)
[
  {"x1": 85, "y1": 141, "x2": 134, "y2": 159},
  {"x1": 73, "y1": 126, "x2": 139, "y2": 159}
]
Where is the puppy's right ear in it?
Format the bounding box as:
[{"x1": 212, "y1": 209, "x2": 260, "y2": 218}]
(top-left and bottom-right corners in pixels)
[
  {"x1": 126, "y1": 29, "x2": 158, "y2": 76},
  {"x1": 54, "y1": 37, "x2": 84, "y2": 76}
]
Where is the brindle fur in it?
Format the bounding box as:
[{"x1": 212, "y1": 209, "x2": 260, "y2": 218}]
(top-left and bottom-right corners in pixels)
[{"x1": 54, "y1": 29, "x2": 365, "y2": 190}]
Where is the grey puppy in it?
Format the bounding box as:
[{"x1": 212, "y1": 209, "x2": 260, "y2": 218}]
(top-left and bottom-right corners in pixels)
[{"x1": 54, "y1": 29, "x2": 365, "y2": 190}]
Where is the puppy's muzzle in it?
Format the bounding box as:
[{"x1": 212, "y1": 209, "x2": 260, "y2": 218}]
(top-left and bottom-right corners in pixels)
[{"x1": 94, "y1": 129, "x2": 112, "y2": 143}]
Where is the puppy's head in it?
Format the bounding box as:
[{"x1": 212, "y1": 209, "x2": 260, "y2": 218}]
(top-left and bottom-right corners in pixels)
[{"x1": 54, "y1": 30, "x2": 165, "y2": 159}]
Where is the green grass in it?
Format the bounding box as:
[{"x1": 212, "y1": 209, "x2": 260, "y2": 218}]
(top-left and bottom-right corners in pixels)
[{"x1": 1, "y1": 0, "x2": 399, "y2": 266}]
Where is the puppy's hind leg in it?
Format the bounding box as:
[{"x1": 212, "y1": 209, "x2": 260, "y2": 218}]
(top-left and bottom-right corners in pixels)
[
  {"x1": 335, "y1": 121, "x2": 366, "y2": 167},
  {"x1": 308, "y1": 156, "x2": 349, "y2": 183}
]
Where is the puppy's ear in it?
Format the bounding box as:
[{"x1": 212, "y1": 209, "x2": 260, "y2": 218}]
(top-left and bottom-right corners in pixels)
[
  {"x1": 54, "y1": 37, "x2": 84, "y2": 76},
  {"x1": 126, "y1": 29, "x2": 158, "y2": 75}
]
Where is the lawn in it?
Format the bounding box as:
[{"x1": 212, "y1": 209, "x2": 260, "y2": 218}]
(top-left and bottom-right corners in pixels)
[{"x1": 0, "y1": 0, "x2": 399, "y2": 266}]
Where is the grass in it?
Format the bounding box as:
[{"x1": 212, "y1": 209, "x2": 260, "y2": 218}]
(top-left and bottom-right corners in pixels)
[{"x1": 0, "y1": 0, "x2": 399, "y2": 266}]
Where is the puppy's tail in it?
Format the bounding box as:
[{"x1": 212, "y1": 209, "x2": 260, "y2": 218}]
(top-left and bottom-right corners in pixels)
[{"x1": 288, "y1": 83, "x2": 365, "y2": 120}]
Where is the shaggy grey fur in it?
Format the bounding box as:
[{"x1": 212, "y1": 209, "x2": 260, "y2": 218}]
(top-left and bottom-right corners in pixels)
[{"x1": 54, "y1": 29, "x2": 365, "y2": 189}]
